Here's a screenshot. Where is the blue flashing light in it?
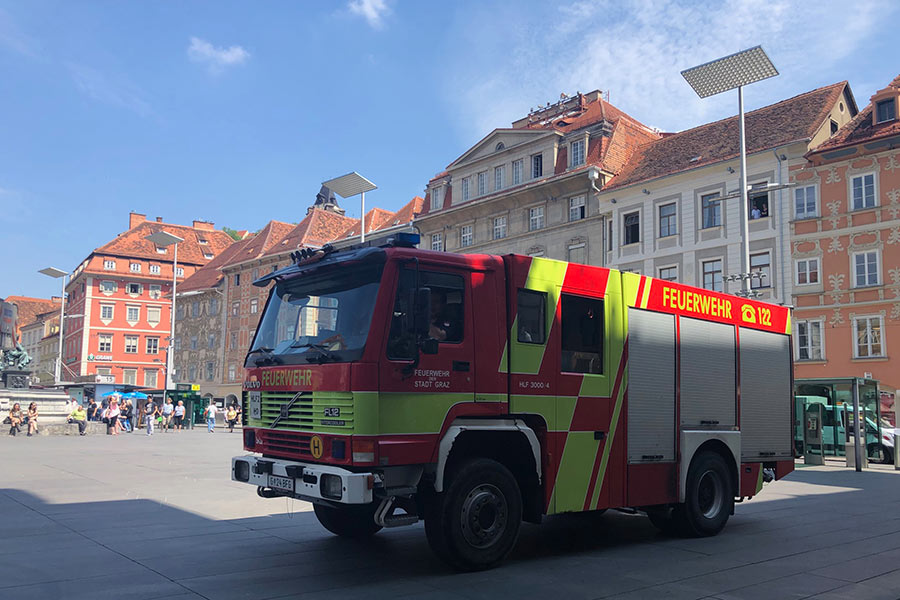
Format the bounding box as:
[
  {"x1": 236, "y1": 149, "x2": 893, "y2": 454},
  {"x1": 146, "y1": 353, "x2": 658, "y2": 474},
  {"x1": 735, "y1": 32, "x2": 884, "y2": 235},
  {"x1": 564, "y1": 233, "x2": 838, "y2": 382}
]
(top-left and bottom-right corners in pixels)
[{"x1": 391, "y1": 232, "x2": 420, "y2": 248}]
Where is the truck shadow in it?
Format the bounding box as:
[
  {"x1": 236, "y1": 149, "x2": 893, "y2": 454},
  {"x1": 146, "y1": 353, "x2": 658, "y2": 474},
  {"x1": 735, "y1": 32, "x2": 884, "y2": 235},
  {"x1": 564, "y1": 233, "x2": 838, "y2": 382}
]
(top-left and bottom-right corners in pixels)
[{"x1": 1, "y1": 467, "x2": 898, "y2": 599}]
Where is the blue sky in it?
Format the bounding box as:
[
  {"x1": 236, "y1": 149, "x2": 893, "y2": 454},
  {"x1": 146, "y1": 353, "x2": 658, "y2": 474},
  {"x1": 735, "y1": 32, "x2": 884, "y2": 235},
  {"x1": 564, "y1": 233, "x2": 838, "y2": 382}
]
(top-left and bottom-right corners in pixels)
[{"x1": 2, "y1": 0, "x2": 898, "y2": 299}]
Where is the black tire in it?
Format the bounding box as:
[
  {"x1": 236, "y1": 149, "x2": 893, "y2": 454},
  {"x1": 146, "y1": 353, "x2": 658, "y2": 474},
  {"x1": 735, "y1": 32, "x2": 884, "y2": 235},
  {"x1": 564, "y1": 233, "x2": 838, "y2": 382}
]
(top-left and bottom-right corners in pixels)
[
  {"x1": 882, "y1": 445, "x2": 894, "y2": 465},
  {"x1": 678, "y1": 451, "x2": 733, "y2": 537},
  {"x1": 313, "y1": 502, "x2": 382, "y2": 538},
  {"x1": 424, "y1": 458, "x2": 522, "y2": 571}
]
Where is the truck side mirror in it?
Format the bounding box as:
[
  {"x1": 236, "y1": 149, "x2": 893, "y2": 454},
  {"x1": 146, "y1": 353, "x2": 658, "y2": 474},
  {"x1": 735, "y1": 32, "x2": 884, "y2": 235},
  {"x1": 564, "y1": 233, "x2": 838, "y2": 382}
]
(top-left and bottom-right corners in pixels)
[
  {"x1": 421, "y1": 338, "x2": 439, "y2": 355},
  {"x1": 413, "y1": 287, "x2": 431, "y2": 337}
]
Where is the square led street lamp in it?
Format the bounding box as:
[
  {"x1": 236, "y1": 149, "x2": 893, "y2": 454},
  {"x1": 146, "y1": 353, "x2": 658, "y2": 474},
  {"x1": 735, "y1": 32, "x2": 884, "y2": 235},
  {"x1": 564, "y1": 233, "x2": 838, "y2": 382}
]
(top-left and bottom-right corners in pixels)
[{"x1": 323, "y1": 171, "x2": 378, "y2": 243}]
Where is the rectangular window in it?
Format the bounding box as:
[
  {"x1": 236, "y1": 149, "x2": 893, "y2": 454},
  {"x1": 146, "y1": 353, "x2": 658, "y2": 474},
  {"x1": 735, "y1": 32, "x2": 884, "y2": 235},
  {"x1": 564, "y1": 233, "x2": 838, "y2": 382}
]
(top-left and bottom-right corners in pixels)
[
  {"x1": 855, "y1": 316, "x2": 884, "y2": 358},
  {"x1": 512, "y1": 159, "x2": 523, "y2": 185},
  {"x1": 103, "y1": 260, "x2": 116, "y2": 270},
  {"x1": 876, "y1": 99, "x2": 896, "y2": 123},
  {"x1": 702, "y1": 259, "x2": 723, "y2": 292},
  {"x1": 567, "y1": 243, "x2": 586, "y2": 264},
  {"x1": 230, "y1": 332, "x2": 237, "y2": 350},
  {"x1": 126, "y1": 305, "x2": 139, "y2": 323},
  {"x1": 156, "y1": 246, "x2": 167, "y2": 255},
  {"x1": 126, "y1": 283, "x2": 141, "y2": 296},
  {"x1": 231, "y1": 302, "x2": 240, "y2": 316},
  {"x1": 477, "y1": 171, "x2": 487, "y2": 196},
  {"x1": 250, "y1": 298, "x2": 258, "y2": 314},
  {"x1": 149, "y1": 284, "x2": 161, "y2": 299},
  {"x1": 560, "y1": 294, "x2": 603, "y2": 374},
  {"x1": 190, "y1": 335, "x2": 198, "y2": 350},
  {"x1": 147, "y1": 306, "x2": 161, "y2": 326},
  {"x1": 228, "y1": 365, "x2": 236, "y2": 382},
  {"x1": 701, "y1": 192, "x2": 722, "y2": 228},
  {"x1": 208, "y1": 333, "x2": 216, "y2": 349},
  {"x1": 176, "y1": 267, "x2": 184, "y2": 277},
  {"x1": 607, "y1": 219, "x2": 613, "y2": 251},
  {"x1": 658, "y1": 266, "x2": 678, "y2": 282},
  {"x1": 494, "y1": 166, "x2": 504, "y2": 191},
  {"x1": 623, "y1": 212, "x2": 640, "y2": 245},
  {"x1": 174, "y1": 336, "x2": 181, "y2": 351},
  {"x1": 234, "y1": 273, "x2": 241, "y2": 286},
  {"x1": 854, "y1": 251, "x2": 879, "y2": 287},
  {"x1": 750, "y1": 252, "x2": 771, "y2": 289},
  {"x1": 206, "y1": 361, "x2": 215, "y2": 381},
  {"x1": 749, "y1": 183, "x2": 769, "y2": 219},
  {"x1": 796, "y1": 320, "x2": 823, "y2": 361},
  {"x1": 431, "y1": 232, "x2": 444, "y2": 251},
  {"x1": 794, "y1": 185, "x2": 817, "y2": 219},
  {"x1": 569, "y1": 195, "x2": 586, "y2": 221},
  {"x1": 123, "y1": 369, "x2": 137, "y2": 386},
  {"x1": 100, "y1": 304, "x2": 114, "y2": 320},
  {"x1": 176, "y1": 304, "x2": 185, "y2": 320},
  {"x1": 461, "y1": 177, "x2": 470, "y2": 201},
  {"x1": 460, "y1": 225, "x2": 473, "y2": 248},
  {"x1": 796, "y1": 258, "x2": 819, "y2": 285},
  {"x1": 188, "y1": 364, "x2": 197, "y2": 382},
  {"x1": 98, "y1": 334, "x2": 112, "y2": 353},
  {"x1": 516, "y1": 289, "x2": 546, "y2": 344},
  {"x1": 252, "y1": 268, "x2": 259, "y2": 282},
  {"x1": 851, "y1": 174, "x2": 876, "y2": 209},
  {"x1": 191, "y1": 301, "x2": 199, "y2": 318},
  {"x1": 430, "y1": 185, "x2": 443, "y2": 211},
  {"x1": 124, "y1": 335, "x2": 138, "y2": 354},
  {"x1": 570, "y1": 139, "x2": 585, "y2": 167},
  {"x1": 149, "y1": 264, "x2": 160, "y2": 275},
  {"x1": 146, "y1": 337, "x2": 159, "y2": 354},
  {"x1": 658, "y1": 203, "x2": 677, "y2": 237},
  {"x1": 210, "y1": 298, "x2": 218, "y2": 315},
  {"x1": 492, "y1": 216, "x2": 507, "y2": 240},
  {"x1": 144, "y1": 369, "x2": 158, "y2": 388},
  {"x1": 529, "y1": 206, "x2": 545, "y2": 231},
  {"x1": 130, "y1": 262, "x2": 141, "y2": 273},
  {"x1": 100, "y1": 280, "x2": 116, "y2": 294},
  {"x1": 387, "y1": 270, "x2": 465, "y2": 360},
  {"x1": 531, "y1": 153, "x2": 543, "y2": 179}
]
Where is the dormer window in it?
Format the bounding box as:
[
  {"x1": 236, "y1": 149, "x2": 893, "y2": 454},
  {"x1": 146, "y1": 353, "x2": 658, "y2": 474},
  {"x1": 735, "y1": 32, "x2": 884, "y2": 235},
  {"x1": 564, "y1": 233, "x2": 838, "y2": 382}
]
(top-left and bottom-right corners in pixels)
[
  {"x1": 876, "y1": 98, "x2": 896, "y2": 123},
  {"x1": 156, "y1": 246, "x2": 167, "y2": 254},
  {"x1": 198, "y1": 238, "x2": 209, "y2": 245},
  {"x1": 830, "y1": 119, "x2": 839, "y2": 135},
  {"x1": 570, "y1": 139, "x2": 585, "y2": 167}
]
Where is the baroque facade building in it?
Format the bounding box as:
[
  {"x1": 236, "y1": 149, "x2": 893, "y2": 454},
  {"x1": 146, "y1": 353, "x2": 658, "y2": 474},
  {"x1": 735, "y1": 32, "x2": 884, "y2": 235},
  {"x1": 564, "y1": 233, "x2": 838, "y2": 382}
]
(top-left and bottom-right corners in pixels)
[
  {"x1": 791, "y1": 74, "x2": 900, "y2": 398},
  {"x1": 416, "y1": 83, "x2": 857, "y2": 305}
]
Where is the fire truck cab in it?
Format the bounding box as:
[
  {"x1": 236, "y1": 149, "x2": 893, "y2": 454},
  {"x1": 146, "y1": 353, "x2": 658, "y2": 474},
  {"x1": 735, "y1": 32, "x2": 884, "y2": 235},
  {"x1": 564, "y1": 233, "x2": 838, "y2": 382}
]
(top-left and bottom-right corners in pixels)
[{"x1": 232, "y1": 234, "x2": 795, "y2": 570}]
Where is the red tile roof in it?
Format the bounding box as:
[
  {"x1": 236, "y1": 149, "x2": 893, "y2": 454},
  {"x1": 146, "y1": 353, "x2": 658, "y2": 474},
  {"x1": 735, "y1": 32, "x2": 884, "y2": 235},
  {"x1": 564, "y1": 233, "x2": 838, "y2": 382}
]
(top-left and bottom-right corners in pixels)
[
  {"x1": 229, "y1": 221, "x2": 294, "y2": 264},
  {"x1": 338, "y1": 207, "x2": 395, "y2": 239},
  {"x1": 265, "y1": 210, "x2": 359, "y2": 256},
  {"x1": 813, "y1": 75, "x2": 900, "y2": 154},
  {"x1": 94, "y1": 219, "x2": 235, "y2": 266},
  {"x1": 178, "y1": 235, "x2": 257, "y2": 293},
  {"x1": 606, "y1": 82, "x2": 850, "y2": 191},
  {"x1": 2, "y1": 295, "x2": 61, "y2": 341}
]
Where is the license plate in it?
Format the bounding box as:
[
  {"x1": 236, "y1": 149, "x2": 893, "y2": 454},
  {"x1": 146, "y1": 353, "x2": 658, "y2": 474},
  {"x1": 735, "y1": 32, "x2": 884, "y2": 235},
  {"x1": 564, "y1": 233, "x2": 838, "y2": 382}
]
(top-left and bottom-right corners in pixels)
[
  {"x1": 249, "y1": 391, "x2": 261, "y2": 419},
  {"x1": 268, "y1": 475, "x2": 294, "y2": 493}
]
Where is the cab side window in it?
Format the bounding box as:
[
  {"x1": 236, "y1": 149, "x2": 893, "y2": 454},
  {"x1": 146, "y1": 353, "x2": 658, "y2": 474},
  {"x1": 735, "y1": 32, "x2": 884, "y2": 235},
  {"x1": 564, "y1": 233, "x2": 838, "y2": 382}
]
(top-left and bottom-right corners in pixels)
[
  {"x1": 560, "y1": 293, "x2": 604, "y2": 374},
  {"x1": 517, "y1": 289, "x2": 546, "y2": 344},
  {"x1": 387, "y1": 269, "x2": 464, "y2": 360}
]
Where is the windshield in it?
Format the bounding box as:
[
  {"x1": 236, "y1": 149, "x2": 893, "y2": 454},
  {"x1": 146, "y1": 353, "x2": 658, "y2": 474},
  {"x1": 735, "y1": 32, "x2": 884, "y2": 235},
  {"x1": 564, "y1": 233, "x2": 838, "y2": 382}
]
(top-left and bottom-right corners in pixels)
[{"x1": 248, "y1": 263, "x2": 384, "y2": 366}]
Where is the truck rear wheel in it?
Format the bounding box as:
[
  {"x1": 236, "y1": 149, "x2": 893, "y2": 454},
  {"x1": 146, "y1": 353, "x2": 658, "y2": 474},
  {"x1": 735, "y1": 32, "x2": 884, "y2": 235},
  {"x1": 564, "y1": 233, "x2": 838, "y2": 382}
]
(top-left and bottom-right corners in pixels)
[
  {"x1": 313, "y1": 502, "x2": 382, "y2": 538},
  {"x1": 425, "y1": 458, "x2": 522, "y2": 571},
  {"x1": 678, "y1": 451, "x2": 733, "y2": 537}
]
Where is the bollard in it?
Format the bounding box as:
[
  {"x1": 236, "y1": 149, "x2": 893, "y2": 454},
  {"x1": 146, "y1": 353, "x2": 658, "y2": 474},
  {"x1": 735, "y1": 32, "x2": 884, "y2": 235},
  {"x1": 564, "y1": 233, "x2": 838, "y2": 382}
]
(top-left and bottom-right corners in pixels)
[{"x1": 894, "y1": 399, "x2": 899, "y2": 471}]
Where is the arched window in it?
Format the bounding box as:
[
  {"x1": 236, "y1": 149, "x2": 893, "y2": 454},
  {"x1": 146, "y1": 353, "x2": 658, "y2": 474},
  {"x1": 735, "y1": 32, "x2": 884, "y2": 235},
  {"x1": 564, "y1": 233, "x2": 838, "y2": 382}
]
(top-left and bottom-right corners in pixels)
[{"x1": 495, "y1": 142, "x2": 505, "y2": 151}]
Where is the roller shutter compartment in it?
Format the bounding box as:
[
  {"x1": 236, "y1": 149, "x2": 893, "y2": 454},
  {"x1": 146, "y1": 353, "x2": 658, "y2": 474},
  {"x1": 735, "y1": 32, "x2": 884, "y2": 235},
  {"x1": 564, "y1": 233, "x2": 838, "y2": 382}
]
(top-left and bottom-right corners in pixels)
[
  {"x1": 680, "y1": 317, "x2": 736, "y2": 428},
  {"x1": 739, "y1": 327, "x2": 792, "y2": 460}
]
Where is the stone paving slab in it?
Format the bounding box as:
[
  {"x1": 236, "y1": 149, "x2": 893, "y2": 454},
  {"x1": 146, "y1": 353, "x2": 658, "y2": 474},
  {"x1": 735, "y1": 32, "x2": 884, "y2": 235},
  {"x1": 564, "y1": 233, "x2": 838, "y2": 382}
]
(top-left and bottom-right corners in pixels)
[{"x1": 1, "y1": 432, "x2": 899, "y2": 600}]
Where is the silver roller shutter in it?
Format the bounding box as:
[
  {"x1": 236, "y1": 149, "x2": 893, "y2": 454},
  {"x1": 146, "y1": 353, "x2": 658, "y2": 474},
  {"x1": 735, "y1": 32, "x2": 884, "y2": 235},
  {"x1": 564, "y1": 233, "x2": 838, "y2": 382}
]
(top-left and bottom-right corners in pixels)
[
  {"x1": 739, "y1": 327, "x2": 792, "y2": 460},
  {"x1": 680, "y1": 317, "x2": 736, "y2": 428},
  {"x1": 627, "y1": 308, "x2": 676, "y2": 463}
]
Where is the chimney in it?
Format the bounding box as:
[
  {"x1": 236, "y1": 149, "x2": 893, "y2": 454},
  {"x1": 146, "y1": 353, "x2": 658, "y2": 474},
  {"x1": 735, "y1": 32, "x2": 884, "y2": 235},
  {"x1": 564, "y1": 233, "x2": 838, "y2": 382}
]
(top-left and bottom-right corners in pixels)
[
  {"x1": 156, "y1": 217, "x2": 163, "y2": 223},
  {"x1": 129, "y1": 212, "x2": 146, "y2": 229},
  {"x1": 192, "y1": 220, "x2": 215, "y2": 231}
]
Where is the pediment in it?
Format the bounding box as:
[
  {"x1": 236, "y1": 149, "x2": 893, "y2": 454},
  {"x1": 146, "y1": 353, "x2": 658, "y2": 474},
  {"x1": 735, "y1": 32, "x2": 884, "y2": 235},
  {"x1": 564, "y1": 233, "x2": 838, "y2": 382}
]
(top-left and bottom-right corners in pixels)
[{"x1": 448, "y1": 128, "x2": 558, "y2": 170}]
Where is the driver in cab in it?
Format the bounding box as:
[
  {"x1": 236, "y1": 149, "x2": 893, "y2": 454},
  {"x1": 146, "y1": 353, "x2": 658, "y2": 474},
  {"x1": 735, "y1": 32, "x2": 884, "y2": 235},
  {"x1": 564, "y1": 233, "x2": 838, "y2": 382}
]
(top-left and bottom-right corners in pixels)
[{"x1": 429, "y1": 290, "x2": 462, "y2": 342}]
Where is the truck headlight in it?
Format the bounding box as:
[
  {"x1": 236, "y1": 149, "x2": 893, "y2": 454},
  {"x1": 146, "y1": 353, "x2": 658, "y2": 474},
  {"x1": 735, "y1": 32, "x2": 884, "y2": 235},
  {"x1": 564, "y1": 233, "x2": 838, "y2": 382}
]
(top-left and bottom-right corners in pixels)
[{"x1": 320, "y1": 474, "x2": 342, "y2": 500}]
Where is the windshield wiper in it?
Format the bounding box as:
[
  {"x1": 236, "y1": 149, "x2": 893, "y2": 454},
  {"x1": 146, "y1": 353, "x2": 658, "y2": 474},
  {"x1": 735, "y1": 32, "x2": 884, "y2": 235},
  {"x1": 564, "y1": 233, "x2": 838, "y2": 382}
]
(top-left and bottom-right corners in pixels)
[
  {"x1": 248, "y1": 347, "x2": 282, "y2": 366},
  {"x1": 290, "y1": 342, "x2": 339, "y2": 363}
]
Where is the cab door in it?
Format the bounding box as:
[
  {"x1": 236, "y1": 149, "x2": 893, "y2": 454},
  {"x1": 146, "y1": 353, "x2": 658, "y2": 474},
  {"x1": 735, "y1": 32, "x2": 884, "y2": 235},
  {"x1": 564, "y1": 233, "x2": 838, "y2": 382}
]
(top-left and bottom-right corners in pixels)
[{"x1": 380, "y1": 265, "x2": 475, "y2": 439}]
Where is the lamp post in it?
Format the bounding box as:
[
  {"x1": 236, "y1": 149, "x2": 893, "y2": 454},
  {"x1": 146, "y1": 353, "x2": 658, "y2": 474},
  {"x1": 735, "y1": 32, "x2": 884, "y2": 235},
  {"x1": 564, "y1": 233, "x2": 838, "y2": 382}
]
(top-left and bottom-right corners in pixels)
[
  {"x1": 145, "y1": 231, "x2": 184, "y2": 403},
  {"x1": 682, "y1": 46, "x2": 778, "y2": 296},
  {"x1": 322, "y1": 172, "x2": 378, "y2": 243},
  {"x1": 38, "y1": 267, "x2": 68, "y2": 384}
]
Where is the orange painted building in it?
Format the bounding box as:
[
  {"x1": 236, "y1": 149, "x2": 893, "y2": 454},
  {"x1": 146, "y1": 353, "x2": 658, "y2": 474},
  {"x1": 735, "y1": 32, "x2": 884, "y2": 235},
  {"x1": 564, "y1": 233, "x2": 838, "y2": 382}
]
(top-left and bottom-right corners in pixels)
[
  {"x1": 791, "y1": 74, "x2": 900, "y2": 403},
  {"x1": 63, "y1": 212, "x2": 234, "y2": 387}
]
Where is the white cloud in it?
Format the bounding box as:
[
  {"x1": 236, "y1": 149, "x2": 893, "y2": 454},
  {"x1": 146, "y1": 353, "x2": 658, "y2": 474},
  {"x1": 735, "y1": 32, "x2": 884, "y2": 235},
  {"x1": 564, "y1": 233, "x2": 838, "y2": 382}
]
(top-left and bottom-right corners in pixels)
[
  {"x1": 444, "y1": 0, "x2": 892, "y2": 142},
  {"x1": 67, "y1": 63, "x2": 152, "y2": 117},
  {"x1": 348, "y1": 0, "x2": 391, "y2": 30},
  {"x1": 187, "y1": 37, "x2": 250, "y2": 74}
]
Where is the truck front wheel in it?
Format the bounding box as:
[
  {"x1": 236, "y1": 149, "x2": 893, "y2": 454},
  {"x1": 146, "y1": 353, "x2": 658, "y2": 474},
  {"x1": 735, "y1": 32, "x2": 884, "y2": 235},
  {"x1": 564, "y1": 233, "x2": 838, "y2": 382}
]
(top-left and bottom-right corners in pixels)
[
  {"x1": 425, "y1": 458, "x2": 523, "y2": 570},
  {"x1": 677, "y1": 451, "x2": 733, "y2": 537},
  {"x1": 313, "y1": 502, "x2": 382, "y2": 538}
]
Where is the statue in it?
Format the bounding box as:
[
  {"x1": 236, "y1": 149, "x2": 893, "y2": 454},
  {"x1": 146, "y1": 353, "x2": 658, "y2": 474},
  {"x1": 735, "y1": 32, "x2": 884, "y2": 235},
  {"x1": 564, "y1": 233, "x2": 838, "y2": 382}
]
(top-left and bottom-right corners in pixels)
[{"x1": 1, "y1": 342, "x2": 32, "y2": 370}]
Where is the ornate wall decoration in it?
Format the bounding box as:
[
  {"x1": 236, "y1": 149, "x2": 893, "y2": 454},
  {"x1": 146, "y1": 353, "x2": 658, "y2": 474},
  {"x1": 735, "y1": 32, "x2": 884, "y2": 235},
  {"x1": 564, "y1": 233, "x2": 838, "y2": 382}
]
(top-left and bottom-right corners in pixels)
[
  {"x1": 886, "y1": 187, "x2": 900, "y2": 220},
  {"x1": 827, "y1": 236, "x2": 844, "y2": 254},
  {"x1": 888, "y1": 227, "x2": 900, "y2": 246},
  {"x1": 885, "y1": 152, "x2": 900, "y2": 174},
  {"x1": 792, "y1": 239, "x2": 821, "y2": 256},
  {"x1": 845, "y1": 157, "x2": 881, "y2": 178},
  {"x1": 830, "y1": 308, "x2": 844, "y2": 326},
  {"x1": 891, "y1": 302, "x2": 900, "y2": 320},
  {"x1": 526, "y1": 245, "x2": 545, "y2": 256},
  {"x1": 828, "y1": 273, "x2": 845, "y2": 304},
  {"x1": 824, "y1": 166, "x2": 841, "y2": 185},
  {"x1": 826, "y1": 199, "x2": 843, "y2": 229},
  {"x1": 848, "y1": 230, "x2": 881, "y2": 251}
]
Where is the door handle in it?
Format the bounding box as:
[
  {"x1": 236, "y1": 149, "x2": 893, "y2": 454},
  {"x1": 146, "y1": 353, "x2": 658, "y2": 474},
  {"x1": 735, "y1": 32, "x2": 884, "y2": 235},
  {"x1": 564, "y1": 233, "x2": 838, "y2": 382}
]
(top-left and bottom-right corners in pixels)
[{"x1": 452, "y1": 361, "x2": 470, "y2": 372}]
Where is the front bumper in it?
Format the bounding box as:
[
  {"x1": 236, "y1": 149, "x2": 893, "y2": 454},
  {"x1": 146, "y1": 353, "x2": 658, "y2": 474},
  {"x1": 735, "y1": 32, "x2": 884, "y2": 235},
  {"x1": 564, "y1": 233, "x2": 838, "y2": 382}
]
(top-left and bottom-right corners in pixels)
[{"x1": 231, "y1": 455, "x2": 373, "y2": 504}]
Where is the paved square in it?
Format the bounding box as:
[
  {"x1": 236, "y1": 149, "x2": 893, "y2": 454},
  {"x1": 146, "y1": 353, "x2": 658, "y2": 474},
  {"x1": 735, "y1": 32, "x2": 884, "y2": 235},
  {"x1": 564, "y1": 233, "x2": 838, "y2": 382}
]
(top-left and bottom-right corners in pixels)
[{"x1": 1, "y1": 430, "x2": 899, "y2": 600}]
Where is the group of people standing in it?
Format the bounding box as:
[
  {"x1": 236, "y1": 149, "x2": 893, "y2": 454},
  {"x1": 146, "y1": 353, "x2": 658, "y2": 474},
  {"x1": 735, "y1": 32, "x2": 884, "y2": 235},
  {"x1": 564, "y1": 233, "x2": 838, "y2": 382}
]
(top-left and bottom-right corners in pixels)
[{"x1": 6, "y1": 402, "x2": 40, "y2": 436}]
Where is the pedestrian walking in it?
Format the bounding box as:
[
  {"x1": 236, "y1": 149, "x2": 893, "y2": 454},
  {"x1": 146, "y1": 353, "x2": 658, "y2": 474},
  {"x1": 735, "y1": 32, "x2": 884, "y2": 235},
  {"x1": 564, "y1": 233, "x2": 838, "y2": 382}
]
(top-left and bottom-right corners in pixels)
[
  {"x1": 7, "y1": 402, "x2": 23, "y2": 436},
  {"x1": 161, "y1": 398, "x2": 174, "y2": 432},
  {"x1": 67, "y1": 403, "x2": 88, "y2": 435},
  {"x1": 26, "y1": 402, "x2": 39, "y2": 437},
  {"x1": 173, "y1": 400, "x2": 185, "y2": 431},
  {"x1": 143, "y1": 398, "x2": 159, "y2": 436},
  {"x1": 203, "y1": 401, "x2": 218, "y2": 433},
  {"x1": 225, "y1": 404, "x2": 238, "y2": 433},
  {"x1": 88, "y1": 398, "x2": 100, "y2": 422},
  {"x1": 105, "y1": 398, "x2": 120, "y2": 436}
]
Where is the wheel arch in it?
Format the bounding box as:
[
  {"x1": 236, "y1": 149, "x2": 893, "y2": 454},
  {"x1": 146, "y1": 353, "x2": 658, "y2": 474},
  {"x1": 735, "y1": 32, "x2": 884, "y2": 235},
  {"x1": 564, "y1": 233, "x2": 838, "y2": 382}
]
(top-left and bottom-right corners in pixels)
[{"x1": 679, "y1": 432, "x2": 740, "y2": 503}]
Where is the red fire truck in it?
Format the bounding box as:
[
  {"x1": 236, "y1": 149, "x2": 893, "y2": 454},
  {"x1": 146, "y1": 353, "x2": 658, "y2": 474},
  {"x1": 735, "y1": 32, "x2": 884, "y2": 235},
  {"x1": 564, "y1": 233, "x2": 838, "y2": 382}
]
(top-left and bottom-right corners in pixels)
[{"x1": 232, "y1": 233, "x2": 794, "y2": 570}]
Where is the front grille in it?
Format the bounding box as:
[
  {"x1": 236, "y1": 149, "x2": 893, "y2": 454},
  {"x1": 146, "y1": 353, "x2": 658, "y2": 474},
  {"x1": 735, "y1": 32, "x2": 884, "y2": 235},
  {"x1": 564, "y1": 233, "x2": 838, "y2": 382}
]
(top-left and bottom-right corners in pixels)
[
  {"x1": 256, "y1": 429, "x2": 311, "y2": 459},
  {"x1": 258, "y1": 390, "x2": 354, "y2": 432}
]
